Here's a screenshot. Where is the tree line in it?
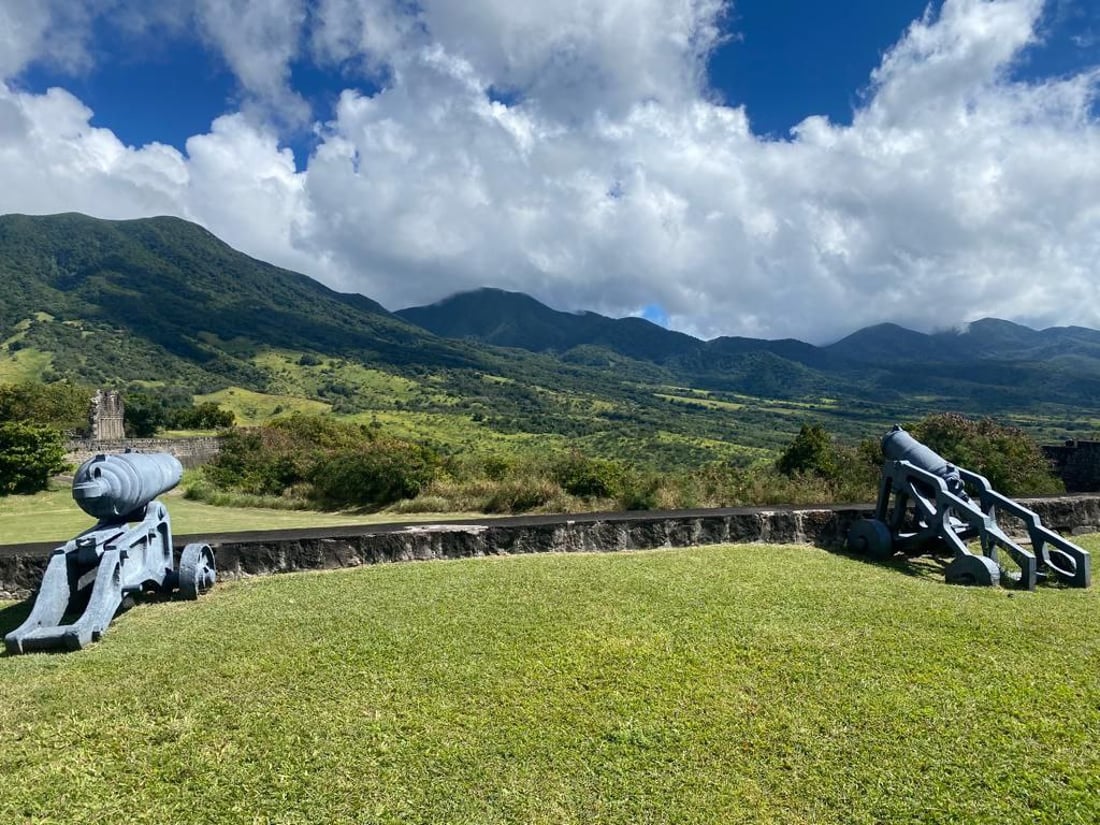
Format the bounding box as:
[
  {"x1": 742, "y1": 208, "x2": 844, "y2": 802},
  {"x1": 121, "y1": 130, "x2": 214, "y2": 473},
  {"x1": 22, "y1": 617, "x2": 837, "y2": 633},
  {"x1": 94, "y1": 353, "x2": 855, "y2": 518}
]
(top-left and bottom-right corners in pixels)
[{"x1": 0, "y1": 378, "x2": 1066, "y2": 507}]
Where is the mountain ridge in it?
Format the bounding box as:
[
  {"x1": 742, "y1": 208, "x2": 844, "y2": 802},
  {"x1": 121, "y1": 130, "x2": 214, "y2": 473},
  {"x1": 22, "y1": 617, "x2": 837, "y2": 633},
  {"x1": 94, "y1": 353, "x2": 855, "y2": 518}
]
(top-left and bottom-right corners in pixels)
[
  {"x1": 397, "y1": 286, "x2": 1100, "y2": 371},
  {"x1": 2, "y1": 212, "x2": 1099, "y2": 445}
]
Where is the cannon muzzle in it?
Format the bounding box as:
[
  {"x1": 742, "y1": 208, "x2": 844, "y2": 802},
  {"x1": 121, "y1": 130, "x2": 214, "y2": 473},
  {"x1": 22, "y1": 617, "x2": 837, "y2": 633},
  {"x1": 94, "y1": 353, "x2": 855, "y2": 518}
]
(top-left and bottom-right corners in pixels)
[{"x1": 72, "y1": 452, "x2": 183, "y2": 522}]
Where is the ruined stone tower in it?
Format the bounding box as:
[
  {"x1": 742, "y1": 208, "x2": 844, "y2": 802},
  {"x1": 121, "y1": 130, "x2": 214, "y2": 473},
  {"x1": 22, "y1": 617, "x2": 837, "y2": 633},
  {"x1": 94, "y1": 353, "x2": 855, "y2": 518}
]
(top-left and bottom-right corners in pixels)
[{"x1": 89, "y1": 389, "x2": 125, "y2": 441}]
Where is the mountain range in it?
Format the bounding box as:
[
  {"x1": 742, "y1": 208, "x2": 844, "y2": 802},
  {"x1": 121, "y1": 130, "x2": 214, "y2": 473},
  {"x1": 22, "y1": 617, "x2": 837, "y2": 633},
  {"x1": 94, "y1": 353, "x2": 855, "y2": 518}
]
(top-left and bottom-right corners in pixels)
[
  {"x1": 398, "y1": 287, "x2": 1100, "y2": 406},
  {"x1": 1, "y1": 212, "x2": 1096, "y2": 463}
]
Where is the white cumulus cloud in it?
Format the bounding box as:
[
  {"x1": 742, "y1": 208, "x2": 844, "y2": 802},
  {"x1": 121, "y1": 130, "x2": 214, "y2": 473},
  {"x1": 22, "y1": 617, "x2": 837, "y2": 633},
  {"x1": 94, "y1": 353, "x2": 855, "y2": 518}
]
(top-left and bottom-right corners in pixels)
[{"x1": 0, "y1": 0, "x2": 1098, "y2": 344}]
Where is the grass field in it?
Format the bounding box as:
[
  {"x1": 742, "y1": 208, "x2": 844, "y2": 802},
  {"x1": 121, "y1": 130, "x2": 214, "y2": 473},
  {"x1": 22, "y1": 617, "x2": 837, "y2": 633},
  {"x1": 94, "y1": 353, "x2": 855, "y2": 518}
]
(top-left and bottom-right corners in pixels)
[
  {"x1": 1, "y1": 542, "x2": 1097, "y2": 824},
  {"x1": 0, "y1": 486, "x2": 480, "y2": 546}
]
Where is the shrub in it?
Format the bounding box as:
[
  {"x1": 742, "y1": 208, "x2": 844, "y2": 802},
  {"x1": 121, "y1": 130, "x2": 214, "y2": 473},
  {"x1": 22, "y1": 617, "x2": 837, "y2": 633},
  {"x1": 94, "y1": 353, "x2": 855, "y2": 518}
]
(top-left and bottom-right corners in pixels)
[
  {"x1": 617, "y1": 471, "x2": 662, "y2": 511},
  {"x1": 199, "y1": 414, "x2": 439, "y2": 509},
  {"x1": 907, "y1": 413, "x2": 1062, "y2": 497},
  {"x1": 310, "y1": 441, "x2": 439, "y2": 508},
  {"x1": 553, "y1": 452, "x2": 627, "y2": 498},
  {"x1": 0, "y1": 422, "x2": 68, "y2": 495},
  {"x1": 483, "y1": 478, "x2": 562, "y2": 513}
]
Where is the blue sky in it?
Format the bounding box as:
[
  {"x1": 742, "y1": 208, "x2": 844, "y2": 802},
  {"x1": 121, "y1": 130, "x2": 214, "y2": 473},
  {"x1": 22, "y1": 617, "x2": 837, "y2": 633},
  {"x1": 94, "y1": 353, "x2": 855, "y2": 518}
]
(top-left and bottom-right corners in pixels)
[
  {"x1": 1, "y1": 1, "x2": 1099, "y2": 342},
  {"x1": 16, "y1": 1, "x2": 1097, "y2": 160},
  {"x1": 11, "y1": 1, "x2": 955, "y2": 157}
]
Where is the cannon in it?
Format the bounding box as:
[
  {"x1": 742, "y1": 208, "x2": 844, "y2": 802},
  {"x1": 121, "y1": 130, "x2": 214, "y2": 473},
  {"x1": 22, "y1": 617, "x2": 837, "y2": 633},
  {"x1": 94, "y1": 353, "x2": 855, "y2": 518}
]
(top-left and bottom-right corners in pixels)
[
  {"x1": 5, "y1": 451, "x2": 216, "y2": 654},
  {"x1": 847, "y1": 426, "x2": 1091, "y2": 589}
]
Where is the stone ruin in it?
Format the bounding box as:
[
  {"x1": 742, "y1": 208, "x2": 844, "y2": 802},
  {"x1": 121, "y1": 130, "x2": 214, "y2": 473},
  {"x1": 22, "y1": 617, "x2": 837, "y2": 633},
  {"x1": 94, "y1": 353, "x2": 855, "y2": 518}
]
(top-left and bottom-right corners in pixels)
[{"x1": 89, "y1": 389, "x2": 125, "y2": 441}]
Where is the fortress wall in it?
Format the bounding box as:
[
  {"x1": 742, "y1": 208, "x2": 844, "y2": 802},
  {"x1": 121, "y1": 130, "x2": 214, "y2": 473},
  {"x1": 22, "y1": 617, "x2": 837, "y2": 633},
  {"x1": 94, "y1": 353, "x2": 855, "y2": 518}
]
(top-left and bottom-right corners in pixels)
[
  {"x1": 2, "y1": 496, "x2": 1098, "y2": 600},
  {"x1": 65, "y1": 436, "x2": 222, "y2": 469}
]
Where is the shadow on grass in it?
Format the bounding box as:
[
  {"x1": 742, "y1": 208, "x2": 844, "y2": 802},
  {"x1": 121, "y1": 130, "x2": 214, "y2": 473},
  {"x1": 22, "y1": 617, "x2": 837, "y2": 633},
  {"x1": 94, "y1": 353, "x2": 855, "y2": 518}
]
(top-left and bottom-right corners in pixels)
[
  {"x1": 825, "y1": 545, "x2": 949, "y2": 584},
  {"x1": 0, "y1": 598, "x2": 32, "y2": 639}
]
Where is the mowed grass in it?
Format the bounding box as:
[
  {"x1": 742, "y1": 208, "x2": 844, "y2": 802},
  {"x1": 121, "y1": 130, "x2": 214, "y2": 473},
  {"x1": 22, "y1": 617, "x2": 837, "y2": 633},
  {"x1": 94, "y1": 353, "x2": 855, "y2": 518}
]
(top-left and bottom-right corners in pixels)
[
  {"x1": 0, "y1": 487, "x2": 475, "y2": 545},
  {"x1": 2, "y1": 544, "x2": 1098, "y2": 824}
]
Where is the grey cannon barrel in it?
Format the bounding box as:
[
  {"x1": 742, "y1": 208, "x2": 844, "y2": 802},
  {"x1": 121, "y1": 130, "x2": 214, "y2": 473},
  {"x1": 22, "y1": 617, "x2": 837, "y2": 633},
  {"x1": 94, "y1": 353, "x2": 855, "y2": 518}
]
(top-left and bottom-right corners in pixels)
[
  {"x1": 5, "y1": 450, "x2": 214, "y2": 654},
  {"x1": 72, "y1": 452, "x2": 183, "y2": 522},
  {"x1": 881, "y1": 425, "x2": 968, "y2": 500}
]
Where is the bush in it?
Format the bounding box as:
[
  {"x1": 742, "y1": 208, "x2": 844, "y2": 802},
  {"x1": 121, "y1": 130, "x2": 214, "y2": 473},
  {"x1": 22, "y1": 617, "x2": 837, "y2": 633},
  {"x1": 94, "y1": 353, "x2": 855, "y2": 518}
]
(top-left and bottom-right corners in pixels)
[
  {"x1": 0, "y1": 422, "x2": 68, "y2": 495},
  {"x1": 553, "y1": 452, "x2": 627, "y2": 498},
  {"x1": 617, "y1": 471, "x2": 662, "y2": 511},
  {"x1": 907, "y1": 413, "x2": 1062, "y2": 496},
  {"x1": 199, "y1": 414, "x2": 439, "y2": 509},
  {"x1": 483, "y1": 478, "x2": 562, "y2": 513},
  {"x1": 202, "y1": 428, "x2": 307, "y2": 496},
  {"x1": 310, "y1": 441, "x2": 439, "y2": 508}
]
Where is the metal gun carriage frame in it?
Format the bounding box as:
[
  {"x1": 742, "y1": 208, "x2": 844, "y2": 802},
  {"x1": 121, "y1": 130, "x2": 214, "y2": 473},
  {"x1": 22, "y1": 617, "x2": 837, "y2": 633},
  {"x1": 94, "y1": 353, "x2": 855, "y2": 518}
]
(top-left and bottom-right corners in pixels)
[
  {"x1": 848, "y1": 427, "x2": 1091, "y2": 590},
  {"x1": 5, "y1": 451, "x2": 216, "y2": 654}
]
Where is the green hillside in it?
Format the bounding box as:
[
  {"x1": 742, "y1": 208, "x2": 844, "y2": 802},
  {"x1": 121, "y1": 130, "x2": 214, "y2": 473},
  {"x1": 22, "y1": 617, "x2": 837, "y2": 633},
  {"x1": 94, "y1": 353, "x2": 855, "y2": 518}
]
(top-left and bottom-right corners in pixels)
[{"x1": 1, "y1": 212, "x2": 1097, "y2": 470}]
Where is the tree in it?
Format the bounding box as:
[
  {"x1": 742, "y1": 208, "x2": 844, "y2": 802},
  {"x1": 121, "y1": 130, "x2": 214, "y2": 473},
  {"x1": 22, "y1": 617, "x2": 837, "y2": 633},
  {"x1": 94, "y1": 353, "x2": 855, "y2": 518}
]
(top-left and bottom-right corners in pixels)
[
  {"x1": 0, "y1": 382, "x2": 90, "y2": 433},
  {"x1": 777, "y1": 424, "x2": 840, "y2": 479},
  {"x1": 123, "y1": 392, "x2": 167, "y2": 437},
  {"x1": 0, "y1": 422, "x2": 68, "y2": 495},
  {"x1": 170, "y1": 402, "x2": 235, "y2": 430}
]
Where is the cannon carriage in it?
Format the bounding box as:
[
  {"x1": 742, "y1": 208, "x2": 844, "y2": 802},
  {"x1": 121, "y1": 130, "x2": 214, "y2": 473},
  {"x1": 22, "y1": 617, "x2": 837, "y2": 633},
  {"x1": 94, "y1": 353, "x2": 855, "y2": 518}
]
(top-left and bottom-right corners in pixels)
[
  {"x1": 848, "y1": 426, "x2": 1091, "y2": 590},
  {"x1": 5, "y1": 451, "x2": 216, "y2": 654}
]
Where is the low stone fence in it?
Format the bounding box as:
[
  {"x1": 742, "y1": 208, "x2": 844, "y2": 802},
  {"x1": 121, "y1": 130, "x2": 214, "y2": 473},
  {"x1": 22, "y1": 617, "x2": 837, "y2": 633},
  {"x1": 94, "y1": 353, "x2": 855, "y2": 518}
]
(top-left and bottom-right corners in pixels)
[
  {"x1": 2, "y1": 496, "x2": 1098, "y2": 601},
  {"x1": 65, "y1": 436, "x2": 222, "y2": 468}
]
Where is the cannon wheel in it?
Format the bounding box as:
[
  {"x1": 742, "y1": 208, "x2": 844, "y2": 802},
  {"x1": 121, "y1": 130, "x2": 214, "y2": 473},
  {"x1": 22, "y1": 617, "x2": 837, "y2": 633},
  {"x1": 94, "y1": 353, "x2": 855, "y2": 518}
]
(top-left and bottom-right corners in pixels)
[
  {"x1": 179, "y1": 543, "x2": 217, "y2": 600},
  {"x1": 944, "y1": 554, "x2": 999, "y2": 588},
  {"x1": 847, "y1": 518, "x2": 894, "y2": 560}
]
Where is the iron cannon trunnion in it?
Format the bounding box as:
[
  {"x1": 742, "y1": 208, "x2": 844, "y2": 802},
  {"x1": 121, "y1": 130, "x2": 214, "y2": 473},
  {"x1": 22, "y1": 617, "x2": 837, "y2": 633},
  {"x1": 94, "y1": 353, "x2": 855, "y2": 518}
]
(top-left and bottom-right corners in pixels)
[{"x1": 4, "y1": 451, "x2": 217, "y2": 655}]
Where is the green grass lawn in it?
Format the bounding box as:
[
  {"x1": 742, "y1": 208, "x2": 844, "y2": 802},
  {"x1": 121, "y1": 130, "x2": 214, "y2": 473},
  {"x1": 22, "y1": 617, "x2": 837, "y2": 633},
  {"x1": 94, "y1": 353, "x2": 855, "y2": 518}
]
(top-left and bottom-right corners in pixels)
[
  {"x1": 2, "y1": 543, "x2": 1097, "y2": 824},
  {"x1": 0, "y1": 487, "x2": 481, "y2": 546}
]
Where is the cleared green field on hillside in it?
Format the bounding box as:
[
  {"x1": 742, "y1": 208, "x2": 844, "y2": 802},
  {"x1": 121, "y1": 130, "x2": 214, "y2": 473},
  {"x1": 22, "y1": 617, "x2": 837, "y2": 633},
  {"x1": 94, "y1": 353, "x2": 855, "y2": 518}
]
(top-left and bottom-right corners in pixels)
[{"x1": 2, "y1": 542, "x2": 1097, "y2": 824}]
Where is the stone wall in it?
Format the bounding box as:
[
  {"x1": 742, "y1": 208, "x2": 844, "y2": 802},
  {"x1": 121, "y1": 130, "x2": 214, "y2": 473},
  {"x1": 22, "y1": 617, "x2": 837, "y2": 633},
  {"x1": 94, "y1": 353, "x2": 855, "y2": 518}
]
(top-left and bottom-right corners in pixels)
[
  {"x1": 65, "y1": 436, "x2": 222, "y2": 469},
  {"x1": 1044, "y1": 440, "x2": 1100, "y2": 493},
  {"x1": 3, "y1": 496, "x2": 1098, "y2": 600}
]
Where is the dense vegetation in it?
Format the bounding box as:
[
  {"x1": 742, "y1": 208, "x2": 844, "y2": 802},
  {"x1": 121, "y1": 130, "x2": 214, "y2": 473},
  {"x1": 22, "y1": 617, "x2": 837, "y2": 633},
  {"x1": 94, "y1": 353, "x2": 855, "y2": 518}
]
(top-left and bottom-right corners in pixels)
[
  {"x1": 123, "y1": 387, "x2": 235, "y2": 436},
  {"x1": 0, "y1": 380, "x2": 238, "y2": 495},
  {"x1": 0, "y1": 380, "x2": 90, "y2": 434},
  {"x1": 0, "y1": 382, "x2": 89, "y2": 494},
  {"x1": 0, "y1": 213, "x2": 1089, "y2": 507},
  {"x1": 909, "y1": 412, "x2": 1064, "y2": 496},
  {"x1": 0, "y1": 422, "x2": 67, "y2": 495},
  {"x1": 184, "y1": 410, "x2": 1061, "y2": 514}
]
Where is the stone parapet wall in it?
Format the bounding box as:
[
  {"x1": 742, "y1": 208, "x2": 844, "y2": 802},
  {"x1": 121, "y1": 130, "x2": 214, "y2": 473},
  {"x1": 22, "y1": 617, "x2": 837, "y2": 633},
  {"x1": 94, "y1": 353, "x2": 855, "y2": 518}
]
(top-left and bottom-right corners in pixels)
[
  {"x1": 65, "y1": 436, "x2": 222, "y2": 469},
  {"x1": 3, "y1": 496, "x2": 1098, "y2": 600},
  {"x1": 1044, "y1": 441, "x2": 1100, "y2": 493}
]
